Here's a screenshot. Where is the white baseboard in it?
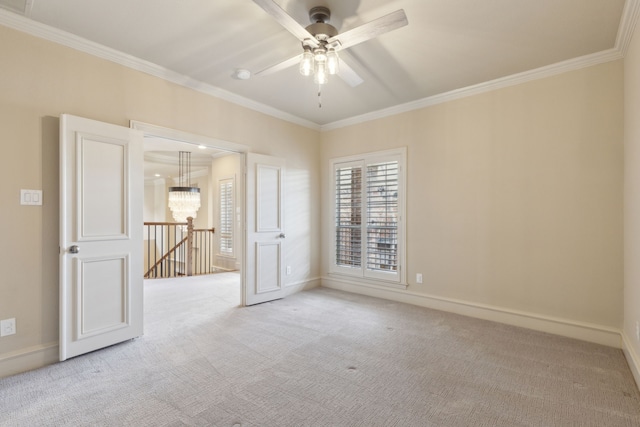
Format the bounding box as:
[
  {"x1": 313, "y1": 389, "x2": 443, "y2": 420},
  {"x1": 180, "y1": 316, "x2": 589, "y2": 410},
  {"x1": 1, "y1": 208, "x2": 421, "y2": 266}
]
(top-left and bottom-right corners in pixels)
[
  {"x1": 622, "y1": 332, "x2": 640, "y2": 389},
  {"x1": 285, "y1": 276, "x2": 321, "y2": 293},
  {"x1": 321, "y1": 276, "x2": 622, "y2": 348},
  {"x1": 0, "y1": 342, "x2": 59, "y2": 379}
]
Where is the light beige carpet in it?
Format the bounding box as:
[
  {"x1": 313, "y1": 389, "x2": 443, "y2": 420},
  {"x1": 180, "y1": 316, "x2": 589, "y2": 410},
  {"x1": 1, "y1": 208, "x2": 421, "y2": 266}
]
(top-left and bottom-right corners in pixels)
[{"x1": 1, "y1": 273, "x2": 639, "y2": 426}]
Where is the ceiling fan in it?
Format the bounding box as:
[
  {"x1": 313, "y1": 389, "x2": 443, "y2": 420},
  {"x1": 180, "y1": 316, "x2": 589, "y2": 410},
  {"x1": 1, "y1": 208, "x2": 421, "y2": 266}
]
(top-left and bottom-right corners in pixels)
[{"x1": 251, "y1": 0, "x2": 408, "y2": 87}]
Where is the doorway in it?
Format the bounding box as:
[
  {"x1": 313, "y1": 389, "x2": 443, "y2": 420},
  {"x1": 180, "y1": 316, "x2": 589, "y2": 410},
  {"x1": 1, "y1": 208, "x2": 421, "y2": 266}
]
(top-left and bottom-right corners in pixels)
[{"x1": 133, "y1": 121, "x2": 248, "y2": 308}]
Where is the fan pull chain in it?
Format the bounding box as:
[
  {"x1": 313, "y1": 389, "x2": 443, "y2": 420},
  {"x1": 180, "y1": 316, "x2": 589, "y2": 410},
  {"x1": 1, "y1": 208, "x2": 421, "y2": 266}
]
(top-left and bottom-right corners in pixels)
[{"x1": 318, "y1": 84, "x2": 322, "y2": 108}]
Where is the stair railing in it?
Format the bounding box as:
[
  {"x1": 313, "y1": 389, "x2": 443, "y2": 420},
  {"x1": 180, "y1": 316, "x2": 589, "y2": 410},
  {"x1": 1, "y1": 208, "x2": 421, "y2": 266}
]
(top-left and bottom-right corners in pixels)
[{"x1": 143, "y1": 217, "x2": 215, "y2": 279}]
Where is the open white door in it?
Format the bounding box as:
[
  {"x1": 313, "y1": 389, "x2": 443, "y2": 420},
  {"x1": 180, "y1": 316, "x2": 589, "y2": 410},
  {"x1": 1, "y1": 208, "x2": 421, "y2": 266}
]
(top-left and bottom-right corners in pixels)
[
  {"x1": 59, "y1": 114, "x2": 144, "y2": 361},
  {"x1": 245, "y1": 153, "x2": 286, "y2": 305}
]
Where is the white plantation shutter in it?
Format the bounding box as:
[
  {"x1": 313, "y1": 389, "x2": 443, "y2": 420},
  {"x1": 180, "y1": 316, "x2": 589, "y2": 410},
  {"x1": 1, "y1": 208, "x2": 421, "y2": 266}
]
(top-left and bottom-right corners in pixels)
[
  {"x1": 366, "y1": 161, "x2": 398, "y2": 273},
  {"x1": 331, "y1": 149, "x2": 405, "y2": 284},
  {"x1": 335, "y1": 165, "x2": 362, "y2": 269},
  {"x1": 219, "y1": 178, "x2": 233, "y2": 255}
]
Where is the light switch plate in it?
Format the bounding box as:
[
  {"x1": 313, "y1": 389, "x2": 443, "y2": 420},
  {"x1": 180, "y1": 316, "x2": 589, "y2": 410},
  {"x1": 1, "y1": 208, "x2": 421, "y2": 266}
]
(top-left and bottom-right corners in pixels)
[
  {"x1": 1, "y1": 318, "x2": 16, "y2": 337},
  {"x1": 20, "y1": 189, "x2": 42, "y2": 205}
]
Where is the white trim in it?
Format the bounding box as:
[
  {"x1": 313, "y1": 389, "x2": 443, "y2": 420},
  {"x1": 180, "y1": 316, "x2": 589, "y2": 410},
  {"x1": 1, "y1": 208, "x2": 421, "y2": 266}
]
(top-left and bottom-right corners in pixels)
[
  {"x1": 131, "y1": 121, "x2": 249, "y2": 153},
  {"x1": 24, "y1": 0, "x2": 34, "y2": 17},
  {"x1": 322, "y1": 276, "x2": 622, "y2": 348},
  {"x1": 0, "y1": 342, "x2": 59, "y2": 379},
  {"x1": 168, "y1": 169, "x2": 209, "y2": 186},
  {"x1": 2, "y1": 1, "x2": 639, "y2": 132},
  {"x1": 321, "y1": 0, "x2": 640, "y2": 131},
  {"x1": 321, "y1": 49, "x2": 623, "y2": 131},
  {"x1": 218, "y1": 176, "x2": 235, "y2": 257},
  {"x1": 617, "y1": 0, "x2": 640, "y2": 55},
  {"x1": 190, "y1": 168, "x2": 210, "y2": 180},
  {"x1": 623, "y1": 332, "x2": 640, "y2": 390},
  {"x1": 327, "y1": 273, "x2": 408, "y2": 290},
  {"x1": 329, "y1": 148, "x2": 407, "y2": 285},
  {"x1": 0, "y1": 9, "x2": 319, "y2": 131},
  {"x1": 144, "y1": 151, "x2": 213, "y2": 167},
  {"x1": 285, "y1": 276, "x2": 321, "y2": 290}
]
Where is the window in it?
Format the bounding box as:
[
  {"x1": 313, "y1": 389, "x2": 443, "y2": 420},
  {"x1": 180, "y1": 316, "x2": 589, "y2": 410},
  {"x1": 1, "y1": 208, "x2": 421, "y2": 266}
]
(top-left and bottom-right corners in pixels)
[
  {"x1": 331, "y1": 148, "x2": 405, "y2": 285},
  {"x1": 219, "y1": 178, "x2": 234, "y2": 256}
]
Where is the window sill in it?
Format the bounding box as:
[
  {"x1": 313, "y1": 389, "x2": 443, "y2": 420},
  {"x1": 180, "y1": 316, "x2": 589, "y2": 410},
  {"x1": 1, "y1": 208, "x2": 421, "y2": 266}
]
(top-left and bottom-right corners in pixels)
[
  {"x1": 326, "y1": 272, "x2": 408, "y2": 291},
  {"x1": 216, "y1": 253, "x2": 236, "y2": 259}
]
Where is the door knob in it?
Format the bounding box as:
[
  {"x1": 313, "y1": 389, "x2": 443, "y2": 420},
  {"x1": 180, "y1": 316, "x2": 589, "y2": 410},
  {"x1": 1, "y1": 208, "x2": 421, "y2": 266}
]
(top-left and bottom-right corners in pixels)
[
  {"x1": 69, "y1": 245, "x2": 80, "y2": 254},
  {"x1": 278, "y1": 233, "x2": 286, "y2": 239}
]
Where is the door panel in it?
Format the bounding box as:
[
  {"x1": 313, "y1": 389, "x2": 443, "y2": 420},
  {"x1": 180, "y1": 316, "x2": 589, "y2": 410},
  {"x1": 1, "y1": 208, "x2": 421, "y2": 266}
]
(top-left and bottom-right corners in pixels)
[
  {"x1": 79, "y1": 137, "x2": 127, "y2": 238},
  {"x1": 77, "y1": 256, "x2": 127, "y2": 337},
  {"x1": 245, "y1": 153, "x2": 285, "y2": 305},
  {"x1": 60, "y1": 114, "x2": 143, "y2": 361},
  {"x1": 256, "y1": 242, "x2": 281, "y2": 294},
  {"x1": 256, "y1": 165, "x2": 281, "y2": 231}
]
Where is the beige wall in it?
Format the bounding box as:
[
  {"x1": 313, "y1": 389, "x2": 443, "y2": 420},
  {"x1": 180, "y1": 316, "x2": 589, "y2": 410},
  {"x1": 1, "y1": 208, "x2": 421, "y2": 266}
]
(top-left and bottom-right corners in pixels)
[
  {"x1": 625, "y1": 20, "x2": 640, "y2": 379},
  {"x1": 321, "y1": 61, "x2": 624, "y2": 332},
  {"x1": 0, "y1": 25, "x2": 321, "y2": 376},
  {"x1": 0, "y1": 19, "x2": 630, "y2": 377}
]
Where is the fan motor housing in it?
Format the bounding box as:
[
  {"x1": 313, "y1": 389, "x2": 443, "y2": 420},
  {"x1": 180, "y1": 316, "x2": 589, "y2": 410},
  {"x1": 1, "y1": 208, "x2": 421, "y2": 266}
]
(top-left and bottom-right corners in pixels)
[
  {"x1": 306, "y1": 6, "x2": 337, "y2": 39},
  {"x1": 306, "y1": 22, "x2": 338, "y2": 39},
  {"x1": 309, "y1": 6, "x2": 330, "y2": 23}
]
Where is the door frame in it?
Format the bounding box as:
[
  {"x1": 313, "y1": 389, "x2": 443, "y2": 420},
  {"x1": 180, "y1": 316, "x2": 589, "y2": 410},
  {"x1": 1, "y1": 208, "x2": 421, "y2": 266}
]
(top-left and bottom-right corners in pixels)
[{"x1": 130, "y1": 121, "x2": 250, "y2": 305}]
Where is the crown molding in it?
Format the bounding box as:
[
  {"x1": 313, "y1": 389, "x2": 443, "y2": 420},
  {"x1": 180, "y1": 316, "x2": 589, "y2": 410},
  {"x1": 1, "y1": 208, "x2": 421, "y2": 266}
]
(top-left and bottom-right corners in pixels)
[
  {"x1": 617, "y1": 0, "x2": 640, "y2": 55},
  {"x1": 169, "y1": 167, "x2": 208, "y2": 186},
  {"x1": 144, "y1": 152, "x2": 212, "y2": 167},
  {"x1": 0, "y1": 9, "x2": 320, "y2": 131},
  {"x1": 1, "y1": 0, "x2": 638, "y2": 134},
  {"x1": 321, "y1": 48, "x2": 624, "y2": 132},
  {"x1": 133, "y1": 120, "x2": 249, "y2": 153},
  {"x1": 322, "y1": 0, "x2": 640, "y2": 131}
]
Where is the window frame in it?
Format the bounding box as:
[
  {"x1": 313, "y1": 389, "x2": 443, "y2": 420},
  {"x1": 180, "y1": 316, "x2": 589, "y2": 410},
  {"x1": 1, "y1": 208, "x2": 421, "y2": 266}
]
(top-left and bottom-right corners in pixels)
[
  {"x1": 218, "y1": 176, "x2": 235, "y2": 257},
  {"x1": 329, "y1": 148, "x2": 406, "y2": 287}
]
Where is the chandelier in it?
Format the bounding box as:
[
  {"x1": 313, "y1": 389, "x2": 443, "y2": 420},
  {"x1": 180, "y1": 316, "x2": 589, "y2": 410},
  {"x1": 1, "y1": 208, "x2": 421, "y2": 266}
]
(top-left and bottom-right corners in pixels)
[
  {"x1": 168, "y1": 151, "x2": 201, "y2": 223},
  {"x1": 299, "y1": 39, "x2": 339, "y2": 85}
]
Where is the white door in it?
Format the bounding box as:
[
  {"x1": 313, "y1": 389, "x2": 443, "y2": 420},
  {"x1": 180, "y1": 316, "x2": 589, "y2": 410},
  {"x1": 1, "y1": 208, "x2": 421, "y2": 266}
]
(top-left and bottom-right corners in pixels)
[
  {"x1": 59, "y1": 114, "x2": 144, "y2": 361},
  {"x1": 245, "y1": 153, "x2": 286, "y2": 305}
]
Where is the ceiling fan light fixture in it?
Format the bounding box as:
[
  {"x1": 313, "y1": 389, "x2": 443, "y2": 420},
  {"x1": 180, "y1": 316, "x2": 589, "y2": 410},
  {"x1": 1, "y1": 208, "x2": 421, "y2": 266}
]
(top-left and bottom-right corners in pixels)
[
  {"x1": 299, "y1": 50, "x2": 314, "y2": 76},
  {"x1": 314, "y1": 60, "x2": 328, "y2": 85},
  {"x1": 299, "y1": 44, "x2": 336, "y2": 85},
  {"x1": 253, "y1": 1, "x2": 408, "y2": 92},
  {"x1": 313, "y1": 47, "x2": 327, "y2": 63}
]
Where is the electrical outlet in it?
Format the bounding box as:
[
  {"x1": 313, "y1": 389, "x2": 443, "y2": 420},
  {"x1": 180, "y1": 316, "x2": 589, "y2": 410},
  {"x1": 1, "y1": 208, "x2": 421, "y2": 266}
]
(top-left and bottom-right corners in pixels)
[
  {"x1": 0, "y1": 318, "x2": 16, "y2": 337},
  {"x1": 286, "y1": 266, "x2": 292, "y2": 275},
  {"x1": 416, "y1": 273, "x2": 423, "y2": 284}
]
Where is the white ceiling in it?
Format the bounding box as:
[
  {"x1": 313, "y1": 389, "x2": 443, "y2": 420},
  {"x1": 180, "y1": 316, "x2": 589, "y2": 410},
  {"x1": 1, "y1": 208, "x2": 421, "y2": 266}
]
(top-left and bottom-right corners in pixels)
[
  {"x1": 0, "y1": 0, "x2": 635, "y2": 128},
  {"x1": 143, "y1": 136, "x2": 232, "y2": 183}
]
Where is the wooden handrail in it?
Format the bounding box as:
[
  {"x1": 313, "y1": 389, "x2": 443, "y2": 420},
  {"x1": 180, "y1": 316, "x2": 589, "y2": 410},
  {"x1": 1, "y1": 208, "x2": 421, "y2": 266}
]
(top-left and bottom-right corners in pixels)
[
  {"x1": 144, "y1": 221, "x2": 188, "y2": 226},
  {"x1": 144, "y1": 236, "x2": 187, "y2": 278},
  {"x1": 143, "y1": 219, "x2": 216, "y2": 279},
  {"x1": 193, "y1": 228, "x2": 215, "y2": 233}
]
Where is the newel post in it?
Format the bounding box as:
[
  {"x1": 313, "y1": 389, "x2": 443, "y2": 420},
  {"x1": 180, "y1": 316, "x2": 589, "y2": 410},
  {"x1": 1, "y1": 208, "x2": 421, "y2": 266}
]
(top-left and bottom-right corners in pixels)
[{"x1": 186, "y1": 217, "x2": 194, "y2": 276}]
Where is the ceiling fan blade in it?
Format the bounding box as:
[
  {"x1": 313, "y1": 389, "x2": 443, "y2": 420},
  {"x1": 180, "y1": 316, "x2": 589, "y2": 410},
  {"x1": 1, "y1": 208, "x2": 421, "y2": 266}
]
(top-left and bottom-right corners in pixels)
[
  {"x1": 328, "y1": 9, "x2": 408, "y2": 50},
  {"x1": 255, "y1": 54, "x2": 302, "y2": 77},
  {"x1": 338, "y1": 60, "x2": 364, "y2": 87},
  {"x1": 252, "y1": 0, "x2": 319, "y2": 48}
]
